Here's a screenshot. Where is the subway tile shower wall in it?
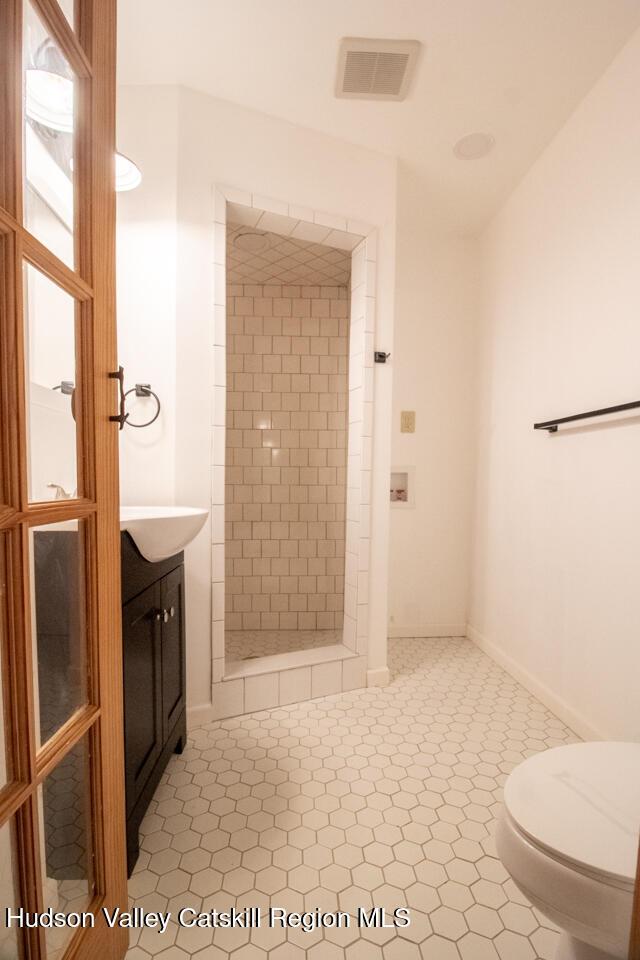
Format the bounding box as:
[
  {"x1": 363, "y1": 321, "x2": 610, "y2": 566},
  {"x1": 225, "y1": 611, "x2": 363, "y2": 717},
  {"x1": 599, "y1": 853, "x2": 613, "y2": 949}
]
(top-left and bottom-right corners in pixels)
[{"x1": 225, "y1": 284, "x2": 349, "y2": 631}]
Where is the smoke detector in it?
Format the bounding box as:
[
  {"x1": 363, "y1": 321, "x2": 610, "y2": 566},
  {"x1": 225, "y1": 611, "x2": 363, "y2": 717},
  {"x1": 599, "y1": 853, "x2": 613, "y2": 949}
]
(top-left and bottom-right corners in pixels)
[{"x1": 335, "y1": 37, "x2": 421, "y2": 101}]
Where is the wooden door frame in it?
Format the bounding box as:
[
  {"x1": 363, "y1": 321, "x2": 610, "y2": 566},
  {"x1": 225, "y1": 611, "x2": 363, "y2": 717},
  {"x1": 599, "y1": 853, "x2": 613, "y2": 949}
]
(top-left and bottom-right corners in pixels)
[{"x1": 0, "y1": 2, "x2": 127, "y2": 958}]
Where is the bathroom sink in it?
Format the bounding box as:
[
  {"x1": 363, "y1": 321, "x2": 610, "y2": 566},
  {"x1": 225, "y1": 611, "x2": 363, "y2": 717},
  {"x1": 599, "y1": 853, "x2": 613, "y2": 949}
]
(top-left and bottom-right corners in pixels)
[{"x1": 120, "y1": 506, "x2": 208, "y2": 563}]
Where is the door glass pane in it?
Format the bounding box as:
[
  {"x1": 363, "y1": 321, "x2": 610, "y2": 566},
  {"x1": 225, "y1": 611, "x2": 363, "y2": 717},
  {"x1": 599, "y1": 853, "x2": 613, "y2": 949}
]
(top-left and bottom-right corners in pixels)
[
  {"x1": 24, "y1": 261, "x2": 79, "y2": 503},
  {"x1": 23, "y1": 0, "x2": 76, "y2": 267},
  {"x1": 0, "y1": 535, "x2": 9, "y2": 789},
  {"x1": 30, "y1": 520, "x2": 87, "y2": 748},
  {"x1": 39, "y1": 735, "x2": 94, "y2": 960},
  {"x1": 58, "y1": 0, "x2": 74, "y2": 30},
  {"x1": 0, "y1": 817, "x2": 21, "y2": 959}
]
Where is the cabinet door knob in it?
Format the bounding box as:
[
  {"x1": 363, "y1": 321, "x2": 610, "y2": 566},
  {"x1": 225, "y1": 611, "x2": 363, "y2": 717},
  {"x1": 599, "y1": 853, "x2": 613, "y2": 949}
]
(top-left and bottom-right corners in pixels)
[
  {"x1": 169, "y1": 606, "x2": 176, "y2": 619},
  {"x1": 162, "y1": 609, "x2": 170, "y2": 623}
]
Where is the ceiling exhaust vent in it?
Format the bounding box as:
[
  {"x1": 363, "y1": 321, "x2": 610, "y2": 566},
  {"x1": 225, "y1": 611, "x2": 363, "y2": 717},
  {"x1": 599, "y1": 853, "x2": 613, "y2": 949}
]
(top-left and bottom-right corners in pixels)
[{"x1": 336, "y1": 37, "x2": 421, "y2": 101}]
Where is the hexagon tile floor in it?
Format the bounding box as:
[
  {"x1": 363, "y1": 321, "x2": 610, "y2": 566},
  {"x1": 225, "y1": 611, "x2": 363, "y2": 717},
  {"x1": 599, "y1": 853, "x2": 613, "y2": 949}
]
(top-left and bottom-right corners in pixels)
[{"x1": 126, "y1": 637, "x2": 578, "y2": 960}]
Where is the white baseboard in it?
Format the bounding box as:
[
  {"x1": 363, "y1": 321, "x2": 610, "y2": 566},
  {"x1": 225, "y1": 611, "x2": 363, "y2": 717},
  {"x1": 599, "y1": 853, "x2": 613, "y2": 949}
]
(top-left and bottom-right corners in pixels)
[
  {"x1": 466, "y1": 624, "x2": 605, "y2": 742},
  {"x1": 367, "y1": 667, "x2": 390, "y2": 687},
  {"x1": 187, "y1": 702, "x2": 215, "y2": 729},
  {"x1": 388, "y1": 623, "x2": 467, "y2": 639}
]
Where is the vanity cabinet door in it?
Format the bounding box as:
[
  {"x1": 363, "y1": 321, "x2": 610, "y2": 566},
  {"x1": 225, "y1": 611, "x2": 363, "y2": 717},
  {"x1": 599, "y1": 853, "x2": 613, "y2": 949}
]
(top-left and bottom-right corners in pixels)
[
  {"x1": 123, "y1": 584, "x2": 163, "y2": 816},
  {"x1": 160, "y1": 567, "x2": 185, "y2": 740}
]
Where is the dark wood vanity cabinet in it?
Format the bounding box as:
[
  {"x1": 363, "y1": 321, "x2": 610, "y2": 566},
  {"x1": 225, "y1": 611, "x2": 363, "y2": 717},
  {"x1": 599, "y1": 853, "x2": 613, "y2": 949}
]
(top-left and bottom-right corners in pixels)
[{"x1": 121, "y1": 534, "x2": 187, "y2": 875}]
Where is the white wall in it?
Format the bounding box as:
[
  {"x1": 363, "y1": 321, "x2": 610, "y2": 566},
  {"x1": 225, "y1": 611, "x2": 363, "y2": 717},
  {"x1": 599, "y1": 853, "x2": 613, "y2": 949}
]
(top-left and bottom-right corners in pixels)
[
  {"x1": 389, "y1": 165, "x2": 478, "y2": 638},
  {"x1": 118, "y1": 85, "x2": 397, "y2": 713},
  {"x1": 116, "y1": 86, "x2": 179, "y2": 507},
  {"x1": 468, "y1": 28, "x2": 640, "y2": 741}
]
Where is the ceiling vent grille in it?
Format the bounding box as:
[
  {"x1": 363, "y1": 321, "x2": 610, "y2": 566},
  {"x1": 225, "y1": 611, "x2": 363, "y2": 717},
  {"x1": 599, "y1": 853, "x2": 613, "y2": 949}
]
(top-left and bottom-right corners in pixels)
[{"x1": 336, "y1": 38, "x2": 420, "y2": 101}]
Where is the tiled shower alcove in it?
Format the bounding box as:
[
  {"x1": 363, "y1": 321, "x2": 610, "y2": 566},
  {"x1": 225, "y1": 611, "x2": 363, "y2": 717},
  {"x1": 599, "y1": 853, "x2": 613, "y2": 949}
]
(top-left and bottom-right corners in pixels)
[{"x1": 209, "y1": 187, "x2": 377, "y2": 720}]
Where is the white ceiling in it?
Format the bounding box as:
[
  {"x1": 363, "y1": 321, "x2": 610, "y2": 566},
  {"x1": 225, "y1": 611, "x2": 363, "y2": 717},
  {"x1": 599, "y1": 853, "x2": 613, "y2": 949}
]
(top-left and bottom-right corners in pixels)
[
  {"x1": 227, "y1": 220, "x2": 352, "y2": 286},
  {"x1": 117, "y1": 0, "x2": 640, "y2": 234}
]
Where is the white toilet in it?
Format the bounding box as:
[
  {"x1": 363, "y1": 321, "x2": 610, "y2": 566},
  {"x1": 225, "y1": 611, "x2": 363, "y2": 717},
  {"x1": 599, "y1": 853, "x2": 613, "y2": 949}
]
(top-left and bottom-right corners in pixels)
[{"x1": 497, "y1": 741, "x2": 640, "y2": 960}]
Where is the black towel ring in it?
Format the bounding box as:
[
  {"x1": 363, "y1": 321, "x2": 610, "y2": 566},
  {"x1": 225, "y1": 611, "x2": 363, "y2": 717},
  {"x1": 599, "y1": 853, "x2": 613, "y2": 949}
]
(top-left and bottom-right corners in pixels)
[{"x1": 124, "y1": 383, "x2": 161, "y2": 428}]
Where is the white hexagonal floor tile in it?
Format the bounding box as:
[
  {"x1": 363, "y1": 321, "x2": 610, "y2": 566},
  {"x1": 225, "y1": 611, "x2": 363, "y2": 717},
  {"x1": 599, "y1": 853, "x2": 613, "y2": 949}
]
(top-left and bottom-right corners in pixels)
[{"x1": 126, "y1": 638, "x2": 573, "y2": 958}]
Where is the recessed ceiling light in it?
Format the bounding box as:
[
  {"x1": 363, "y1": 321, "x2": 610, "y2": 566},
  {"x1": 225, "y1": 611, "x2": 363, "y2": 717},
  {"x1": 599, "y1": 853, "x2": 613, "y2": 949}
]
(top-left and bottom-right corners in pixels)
[
  {"x1": 234, "y1": 231, "x2": 270, "y2": 253},
  {"x1": 453, "y1": 132, "x2": 495, "y2": 160}
]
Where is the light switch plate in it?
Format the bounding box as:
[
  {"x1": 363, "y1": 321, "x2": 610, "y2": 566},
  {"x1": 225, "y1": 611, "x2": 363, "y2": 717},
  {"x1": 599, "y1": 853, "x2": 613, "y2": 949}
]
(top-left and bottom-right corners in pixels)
[{"x1": 400, "y1": 410, "x2": 415, "y2": 433}]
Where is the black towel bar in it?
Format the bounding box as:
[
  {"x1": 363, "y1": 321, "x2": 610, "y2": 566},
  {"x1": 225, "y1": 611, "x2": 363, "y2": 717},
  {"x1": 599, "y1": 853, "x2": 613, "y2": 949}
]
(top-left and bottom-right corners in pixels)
[{"x1": 534, "y1": 399, "x2": 640, "y2": 432}]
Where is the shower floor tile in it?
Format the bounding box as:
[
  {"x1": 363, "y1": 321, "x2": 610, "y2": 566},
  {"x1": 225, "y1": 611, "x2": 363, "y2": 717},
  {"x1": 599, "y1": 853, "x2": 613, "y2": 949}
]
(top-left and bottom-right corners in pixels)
[
  {"x1": 225, "y1": 628, "x2": 342, "y2": 661},
  {"x1": 126, "y1": 637, "x2": 576, "y2": 960}
]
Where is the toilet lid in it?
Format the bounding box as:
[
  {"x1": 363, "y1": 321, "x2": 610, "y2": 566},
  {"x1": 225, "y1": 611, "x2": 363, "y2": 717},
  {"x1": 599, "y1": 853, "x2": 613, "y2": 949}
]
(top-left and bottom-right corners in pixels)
[{"x1": 504, "y1": 742, "x2": 640, "y2": 884}]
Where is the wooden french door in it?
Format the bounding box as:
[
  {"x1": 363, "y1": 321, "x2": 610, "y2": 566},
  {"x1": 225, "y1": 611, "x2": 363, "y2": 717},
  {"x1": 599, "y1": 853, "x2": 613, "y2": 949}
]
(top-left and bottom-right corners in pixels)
[{"x1": 0, "y1": 1, "x2": 127, "y2": 959}]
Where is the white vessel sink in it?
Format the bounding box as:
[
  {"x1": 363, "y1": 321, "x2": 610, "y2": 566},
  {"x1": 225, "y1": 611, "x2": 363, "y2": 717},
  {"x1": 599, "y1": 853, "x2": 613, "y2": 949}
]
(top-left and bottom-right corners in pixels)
[{"x1": 120, "y1": 506, "x2": 208, "y2": 563}]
